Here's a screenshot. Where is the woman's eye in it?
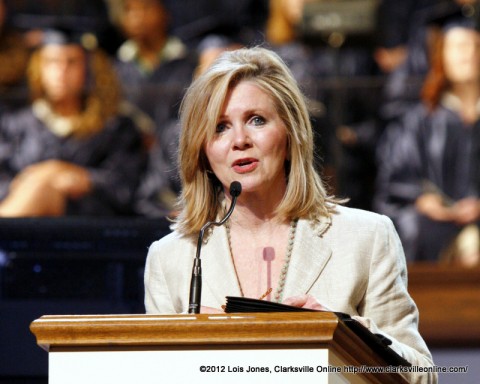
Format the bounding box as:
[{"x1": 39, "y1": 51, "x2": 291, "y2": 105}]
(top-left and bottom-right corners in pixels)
[
  {"x1": 251, "y1": 116, "x2": 265, "y2": 126},
  {"x1": 215, "y1": 123, "x2": 227, "y2": 133}
]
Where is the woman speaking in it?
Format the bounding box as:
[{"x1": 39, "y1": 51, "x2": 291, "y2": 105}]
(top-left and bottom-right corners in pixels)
[{"x1": 144, "y1": 47, "x2": 436, "y2": 383}]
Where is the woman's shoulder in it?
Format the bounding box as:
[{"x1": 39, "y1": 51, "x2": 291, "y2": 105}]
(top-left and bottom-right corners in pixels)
[
  {"x1": 323, "y1": 205, "x2": 395, "y2": 236},
  {"x1": 400, "y1": 102, "x2": 459, "y2": 129},
  {"x1": 98, "y1": 112, "x2": 147, "y2": 147},
  {"x1": 1, "y1": 106, "x2": 39, "y2": 134},
  {"x1": 147, "y1": 230, "x2": 194, "y2": 256},
  {"x1": 2, "y1": 106, "x2": 35, "y2": 123},
  {"x1": 145, "y1": 230, "x2": 197, "y2": 273},
  {"x1": 334, "y1": 204, "x2": 389, "y2": 221},
  {"x1": 309, "y1": 206, "x2": 402, "y2": 258},
  {"x1": 103, "y1": 112, "x2": 141, "y2": 133}
]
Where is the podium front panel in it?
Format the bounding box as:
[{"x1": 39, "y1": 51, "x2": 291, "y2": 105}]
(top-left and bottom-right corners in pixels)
[{"x1": 49, "y1": 348, "x2": 367, "y2": 384}]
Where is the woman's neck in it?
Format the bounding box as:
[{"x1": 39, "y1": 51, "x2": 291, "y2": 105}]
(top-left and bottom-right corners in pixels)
[
  {"x1": 451, "y1": 81, "x2": 480, "y2": 102},
  {"x1": 136, "y1": 33, "x2": 167, "y2": 65},
  {"x1": 226, "y1": 189, "x2": 289, "y2": 233},
  {"x1": 449, "y1": 82, "x2": 480, "y2": 123},
  {"x1": 49, "y1": 98, "x2": 82, "y2": 117}
]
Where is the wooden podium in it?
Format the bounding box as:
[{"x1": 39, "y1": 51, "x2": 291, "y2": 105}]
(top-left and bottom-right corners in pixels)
[{"x1": 30, "y1": 312, "x2": 408, "y2": 384}]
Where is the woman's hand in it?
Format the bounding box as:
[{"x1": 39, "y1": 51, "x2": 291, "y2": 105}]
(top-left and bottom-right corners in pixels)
[
  {"x1": 282, "y1": 294, "x2": 331, "y2": 311},
  {"x1": 416, "y1": 193, "x2": 480, "y2": 225},
  {"x1": 14, "y1": 160, "x2": 92, "y2": 199},
  {"x1": 415, "y1": 193, "x2": 454, "y2": 222},
  {"x1": 451, "y1": 197, "x2": 480, "y2": 225}
]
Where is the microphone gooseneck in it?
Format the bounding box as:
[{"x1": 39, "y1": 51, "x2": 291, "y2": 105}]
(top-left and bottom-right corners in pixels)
[{"x1": 188, "y1": 181, "x2": 242, "y2": 314}]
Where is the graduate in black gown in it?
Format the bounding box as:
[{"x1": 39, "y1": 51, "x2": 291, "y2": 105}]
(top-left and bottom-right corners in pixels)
[
  {"x1": 113, "y1": 0, "x2": 198, "y2": 216},
  {"x1": 375, "y1": 12, "x2": 480, "y2": 265},
  {"x1": 0, "y1": 28, "x2": 147, "y2": 217},
  {"x1": 113, "y1": 0, "x2": 198, "y2": 133}
]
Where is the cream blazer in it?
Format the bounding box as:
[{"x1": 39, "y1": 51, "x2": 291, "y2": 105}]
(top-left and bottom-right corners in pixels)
[{"x1": 145, "y1": 205, "x2": 436, "y2": 383}]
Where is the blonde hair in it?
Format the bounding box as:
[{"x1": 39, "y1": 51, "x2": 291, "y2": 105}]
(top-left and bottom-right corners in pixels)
[
  {"x1": 174, "y1": 47, "x2": 336, "y2": 236},
  {"x1": 27, "y1": 46, "x2": 121, "y2": 138}
]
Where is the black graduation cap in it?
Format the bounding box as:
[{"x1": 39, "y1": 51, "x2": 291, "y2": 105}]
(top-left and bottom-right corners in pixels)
[
  {"x1": 41, "y1": 26, "x2": 98, "y2": 50},
  {"x1": 425, "y1": 0, "x2": 480, "y2": 31}
]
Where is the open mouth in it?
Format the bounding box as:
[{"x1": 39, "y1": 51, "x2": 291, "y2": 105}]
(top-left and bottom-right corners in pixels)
[
  {"x1": 232, "y1": 158, "x2": 258, "y2": 173},
  {"x1": 235, "y1": 159, "x2": 253, "y2": 166}
]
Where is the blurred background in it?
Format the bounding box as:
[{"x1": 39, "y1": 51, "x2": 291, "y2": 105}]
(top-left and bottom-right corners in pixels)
[{"x1": 0, "y1": 0, "x2": 479, "y2": 382}]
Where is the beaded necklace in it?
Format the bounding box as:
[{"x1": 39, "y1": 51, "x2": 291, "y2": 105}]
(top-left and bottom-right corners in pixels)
[{"x1": 225, "y1": 218, "x2": 298, "y2": 303}]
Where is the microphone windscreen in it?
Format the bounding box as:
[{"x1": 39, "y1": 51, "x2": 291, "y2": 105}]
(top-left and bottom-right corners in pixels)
[{"x1": 229, "y1": 181, "x2": 242, "y2": 197}]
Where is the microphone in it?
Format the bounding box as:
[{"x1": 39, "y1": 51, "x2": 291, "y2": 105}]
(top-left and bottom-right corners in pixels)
[{"x1": 188, "y1": 181, "x2": 242, "y2": 314}]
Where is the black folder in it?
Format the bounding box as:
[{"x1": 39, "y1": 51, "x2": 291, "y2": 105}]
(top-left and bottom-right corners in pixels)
[{"x1": 224, "y1": 296, "x2": 412, "y2": 368}]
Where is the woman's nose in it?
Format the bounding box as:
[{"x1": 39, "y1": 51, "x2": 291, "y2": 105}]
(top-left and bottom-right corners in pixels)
[{"x1": 232, "y1": 125, "x2": 252, "y2": 149}]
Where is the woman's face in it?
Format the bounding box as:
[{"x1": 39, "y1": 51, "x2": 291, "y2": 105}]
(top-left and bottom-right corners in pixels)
[
  {"x1": 40, "y1": 44, "x2": 86, "y2": 103},
  {"x1": 204, "y1": 81, "x2": 289, "y2": 196},
  {"x1": 122, "y1": 0, "x2": 167, "y2": 41},
  {"x1": 443, "y1": 27, "x2": 480, "y2": 85}
]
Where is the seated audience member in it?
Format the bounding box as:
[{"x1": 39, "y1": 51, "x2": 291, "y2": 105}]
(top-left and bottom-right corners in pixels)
[
  {"x1": 378, "y1": 0, "x2": 478, "y2": 125},
  {"x1": 144, "y1": 47, "x2": 436, "y2": 384},
  {"x1": 114, "y1": 0, "x2": 197, "y2": 215},
  {"x1": 375, "y1": 11, "x2": 480, "y2": 266},
  {"x1": 114, "y1": 0, "x2": 197, "y2": 123},
  {"x1": 0, "y1": 27, "x2": 147, "y2": 217}
]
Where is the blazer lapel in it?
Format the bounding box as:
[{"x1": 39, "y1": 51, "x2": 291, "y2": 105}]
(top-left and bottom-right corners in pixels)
[{"x1": 282, "y1": 218, "x2": 332, "y2": 300}]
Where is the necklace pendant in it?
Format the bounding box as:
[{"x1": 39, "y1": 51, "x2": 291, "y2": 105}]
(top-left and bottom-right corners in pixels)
[{"x1": 226, "y1": 218, "x2": 298, "y2": 303}]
